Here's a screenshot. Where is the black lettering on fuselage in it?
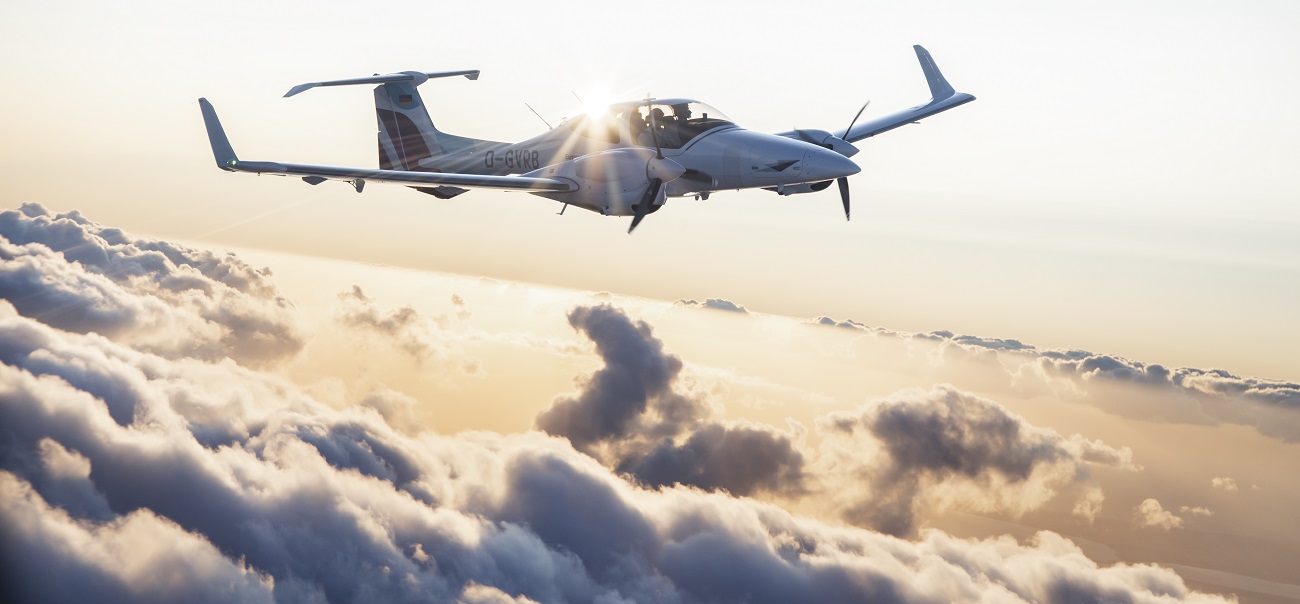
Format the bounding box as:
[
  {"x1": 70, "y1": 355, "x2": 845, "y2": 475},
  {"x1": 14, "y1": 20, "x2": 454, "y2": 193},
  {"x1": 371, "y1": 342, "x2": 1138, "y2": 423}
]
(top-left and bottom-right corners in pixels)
[{"x1": 486, "y1": 149, "x2": 542, "y2": 172}]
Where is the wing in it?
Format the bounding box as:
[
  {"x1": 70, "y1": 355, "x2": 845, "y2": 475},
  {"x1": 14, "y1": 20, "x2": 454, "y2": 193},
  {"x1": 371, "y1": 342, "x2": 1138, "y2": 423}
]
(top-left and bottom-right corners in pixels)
[
  {"x1": 198, "y1": 98, "x2": 575, "y2": 193},
  {"x1": 833, "y1": 45, "x2": 975, "y2": 143}
]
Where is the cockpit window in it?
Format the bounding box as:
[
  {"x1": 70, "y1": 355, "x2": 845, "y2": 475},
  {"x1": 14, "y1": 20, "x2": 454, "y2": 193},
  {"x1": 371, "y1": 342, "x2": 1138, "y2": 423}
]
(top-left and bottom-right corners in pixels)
[{"x1": 621, "y1": 102, "x2": 734, "y2": 149}]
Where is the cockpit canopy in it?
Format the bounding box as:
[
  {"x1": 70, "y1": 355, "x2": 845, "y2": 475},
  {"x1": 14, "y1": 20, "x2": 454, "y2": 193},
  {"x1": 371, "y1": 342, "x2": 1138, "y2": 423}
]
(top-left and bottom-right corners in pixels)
[{"x1": 567, "y1": 99, "x2": 735, "y2": 149}]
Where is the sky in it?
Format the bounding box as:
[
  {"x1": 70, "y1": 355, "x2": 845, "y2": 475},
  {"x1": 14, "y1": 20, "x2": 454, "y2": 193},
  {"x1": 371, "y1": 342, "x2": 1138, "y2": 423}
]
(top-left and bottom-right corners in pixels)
[{"x1": 2, "y1": 1, "x2": 1300, "y2": 602}]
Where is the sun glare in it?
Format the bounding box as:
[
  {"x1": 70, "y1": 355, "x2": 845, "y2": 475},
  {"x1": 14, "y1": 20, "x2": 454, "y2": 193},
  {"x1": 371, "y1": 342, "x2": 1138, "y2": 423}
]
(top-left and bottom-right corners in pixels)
[{"x1": 578, "y1": 87, "x2": 612, "y2": 117}]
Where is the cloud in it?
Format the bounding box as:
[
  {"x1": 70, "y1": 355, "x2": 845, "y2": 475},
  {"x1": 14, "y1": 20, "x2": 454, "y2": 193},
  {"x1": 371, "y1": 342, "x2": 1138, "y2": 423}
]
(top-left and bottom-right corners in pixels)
[
  {"x1": 810, "y1": 311, "x2": 1300, "y2": 441},
  {"x1": 1135, "y1": 498, "x2": 1184, "y2": 530},
  {"x1": 1179, "y1": 506, "x2": 1214, "y2": 518},
  {"x1": 818, "y1": 386, "x2": 1136, "y2": 536},
  {"x1": 1211, "y1": 477, "x2": 1239, "y2": 491},
  {"x1": 674, "y1": 298, "x2": 748, "y2": 313},
  {"x1": 815, "y1": 316, "x2": 869, "y2": 330},
  {"x1": 538, "y1": 307, "x2": 1134, "y2": 531},
  {"x1": 615, "y1": 421, "x2": 806, "y2": 497},
  {"x1": 0, "y1": 203, "x2": 303, "y2": 366},
  {"x1": 335, "y1": 285, "x2": 480, "y2": 374},
  {"x1": 0, "y1": 325, "x2": 1228, "y2": 601},
  {"x1": 0, "y1": 213, "x2": 1231, "y2": 602},
  {"x1": 536, "y1": 304, "x2": 703, "y2": 453},
  {"x1": 535, "y1": 305, "x2": 804, "y2": 497},
  {"x1": 1, "y1": 472, "x2": 275, "y2": 604}
]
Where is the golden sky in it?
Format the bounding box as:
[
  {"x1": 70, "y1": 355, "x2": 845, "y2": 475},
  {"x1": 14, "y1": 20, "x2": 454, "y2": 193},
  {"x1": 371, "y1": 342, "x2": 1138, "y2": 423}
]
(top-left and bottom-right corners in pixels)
[{"x1": 2, "y1": 1, "x2": 1300, "y2": 601}]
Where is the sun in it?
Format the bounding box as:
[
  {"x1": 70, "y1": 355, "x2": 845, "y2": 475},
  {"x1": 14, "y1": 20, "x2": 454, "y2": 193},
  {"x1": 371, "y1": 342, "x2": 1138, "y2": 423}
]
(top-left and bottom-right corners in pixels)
[{"x1": 577, "y1": 86, "x2": 613, "y2": 117}]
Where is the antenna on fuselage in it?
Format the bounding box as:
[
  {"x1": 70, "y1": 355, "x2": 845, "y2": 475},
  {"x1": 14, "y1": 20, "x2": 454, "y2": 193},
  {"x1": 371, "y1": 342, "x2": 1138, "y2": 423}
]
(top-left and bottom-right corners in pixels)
[{"x1": 524, "y1": 103, "x2": 553, "y2": 130}]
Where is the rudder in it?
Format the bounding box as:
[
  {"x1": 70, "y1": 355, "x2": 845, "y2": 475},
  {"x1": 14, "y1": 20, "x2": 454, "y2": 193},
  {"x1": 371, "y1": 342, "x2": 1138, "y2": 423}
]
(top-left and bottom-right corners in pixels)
[{"x1": 375, "y1": 81, "x2": 444, "y2": 171}]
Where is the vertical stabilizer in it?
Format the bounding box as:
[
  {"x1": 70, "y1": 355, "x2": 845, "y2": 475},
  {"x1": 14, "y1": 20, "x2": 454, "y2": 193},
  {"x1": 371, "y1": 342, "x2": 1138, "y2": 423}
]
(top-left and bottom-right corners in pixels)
[{"x1": 375, "y1": 80, "x2": 445, "y2": 170}]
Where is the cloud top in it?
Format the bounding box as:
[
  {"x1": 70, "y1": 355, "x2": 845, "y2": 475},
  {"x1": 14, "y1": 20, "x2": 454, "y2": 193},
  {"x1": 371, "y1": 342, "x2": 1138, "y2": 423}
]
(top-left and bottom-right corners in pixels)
[{"x1": 0, "y1": 210, "x2": 1231, "y2": 602}]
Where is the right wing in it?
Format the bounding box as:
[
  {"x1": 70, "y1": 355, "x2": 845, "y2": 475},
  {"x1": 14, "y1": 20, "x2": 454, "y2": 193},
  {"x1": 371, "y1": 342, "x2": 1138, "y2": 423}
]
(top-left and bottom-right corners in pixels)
[
  {"x1": 833, "y1": 45, "x2": 976, "y2": 144},
  {"x1": 198, "y1": 98, "x2": 575, "y2": 193}
]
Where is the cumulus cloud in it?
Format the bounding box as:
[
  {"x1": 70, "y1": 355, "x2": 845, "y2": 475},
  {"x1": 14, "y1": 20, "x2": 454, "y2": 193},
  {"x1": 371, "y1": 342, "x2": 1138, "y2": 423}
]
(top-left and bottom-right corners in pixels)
[
  {"x1": 0, "y1": 315, "x2": 1228, "y2": 602},
  {"x1": 1211, "y1": 477, "x2": 1239, "y2": 491},
  {"x1": 0, "y1": 203, "x2": 303, "y2": 366},
  {"x1": 536, "y1": 307, "x2": 1135, "y2": 533},
  {"x1": 536, "y1": 305, "x2": 804, "y2": 497},
  {"x1": 537, "y1": 304, "x2": 702, "y2": 452},
  {"x1": 674, "y1": 298, "x2": 748, "y2": 313},
  {"x1": 1179, "y1": 506, "x2": 1214, "y2": 518},
  {"x1": 1135, "y1": 498, "x2": 1184, "y2": 530},
  {"x1": 0, "y1": 212, "x2": 1230, "y2": 602},
  {"x1": 817, "y1": 386, "x2": 1136, "y2": 536}
]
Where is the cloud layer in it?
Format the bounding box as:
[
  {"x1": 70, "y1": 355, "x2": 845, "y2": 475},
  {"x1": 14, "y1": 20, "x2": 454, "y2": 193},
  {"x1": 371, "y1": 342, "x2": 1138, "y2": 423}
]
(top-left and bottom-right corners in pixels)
[
  {"x1": 0, "y1": 203, "x2": 303, "y2": 366},
  {"x1": 809, "y1": 313, "x2": 1300, "y2": 440},
  {"x1": 0, "y1": 211, "x2": 1231, "y2": 602},
  {"x1": 537, "y1": 305, "x2": 1133, "y2": 536}
]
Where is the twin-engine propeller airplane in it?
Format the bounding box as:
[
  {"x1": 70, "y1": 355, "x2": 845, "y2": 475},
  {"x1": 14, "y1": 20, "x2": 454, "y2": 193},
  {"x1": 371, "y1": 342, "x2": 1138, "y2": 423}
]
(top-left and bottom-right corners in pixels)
[{"x1": 199, "y1": 45, "x2": 974, "y2": 233}]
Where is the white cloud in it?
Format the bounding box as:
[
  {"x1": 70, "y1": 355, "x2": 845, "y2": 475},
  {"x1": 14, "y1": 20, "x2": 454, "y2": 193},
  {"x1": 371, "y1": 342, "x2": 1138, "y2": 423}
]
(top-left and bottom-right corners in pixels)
[
  {"x1": 1211, "y1": 477, "x2": 1239, "y2": 491},
  {"x1": 0, "y1": 212, "x2": 1231, "y2": 602},
  {"x1": 1135, "y1": 498, "x2": 1184, "y2": 531},
  {"x1": 0, "y1": 203, "x2": 303, "y2": 366}
]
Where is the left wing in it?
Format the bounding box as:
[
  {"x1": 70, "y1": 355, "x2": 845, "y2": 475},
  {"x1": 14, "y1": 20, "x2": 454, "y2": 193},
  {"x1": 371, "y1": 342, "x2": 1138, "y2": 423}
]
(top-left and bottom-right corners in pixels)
[
  {"x1": 779, "y1": 45, "x2": 975, "y2": 150},
  {"x1": 834, "y1": 45, "x2": 976, "y2": 143},
  {"x1": 198, "y1": 98, "x2": 576, "y2": 193}
]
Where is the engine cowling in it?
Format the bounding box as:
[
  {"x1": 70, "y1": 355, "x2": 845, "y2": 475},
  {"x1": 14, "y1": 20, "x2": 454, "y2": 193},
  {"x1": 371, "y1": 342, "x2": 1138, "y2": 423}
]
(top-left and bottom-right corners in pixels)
[
  {"x1": 780, "y1": 128, "x2": 859, "y2": 158},
  {"x1": 527, "y1": 148, "x2": 684, "y2": 216}
]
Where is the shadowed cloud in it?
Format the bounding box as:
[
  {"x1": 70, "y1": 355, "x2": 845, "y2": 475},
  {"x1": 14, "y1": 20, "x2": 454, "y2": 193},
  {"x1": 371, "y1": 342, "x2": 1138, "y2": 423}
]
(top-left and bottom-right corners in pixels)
[
  {"x1": 0, "y1": 211, "x2": 1231, "y2": 602},
  {"x1": 818, "y1": 386, "x2": 1135, "y2": 536}
]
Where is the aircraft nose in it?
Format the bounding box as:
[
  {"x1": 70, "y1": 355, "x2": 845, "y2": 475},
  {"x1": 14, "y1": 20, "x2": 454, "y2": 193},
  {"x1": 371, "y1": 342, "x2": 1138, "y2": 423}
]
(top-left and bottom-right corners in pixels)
[{"x1": 804, "y1": 147, "x2": 861, "y2": 181}]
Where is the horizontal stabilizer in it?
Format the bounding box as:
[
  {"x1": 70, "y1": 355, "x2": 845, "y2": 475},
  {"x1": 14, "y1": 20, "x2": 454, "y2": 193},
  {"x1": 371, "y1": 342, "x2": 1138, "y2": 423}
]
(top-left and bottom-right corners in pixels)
[{"x1": 285, "y1": 69, "x2": 480, "y2": 97}]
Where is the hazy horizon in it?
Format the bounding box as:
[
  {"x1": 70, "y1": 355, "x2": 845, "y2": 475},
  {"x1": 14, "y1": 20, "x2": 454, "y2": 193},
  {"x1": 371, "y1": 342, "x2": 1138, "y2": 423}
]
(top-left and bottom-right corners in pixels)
[{"x1": 3, "y1": 1, "x2": 1298, "y2": 602}]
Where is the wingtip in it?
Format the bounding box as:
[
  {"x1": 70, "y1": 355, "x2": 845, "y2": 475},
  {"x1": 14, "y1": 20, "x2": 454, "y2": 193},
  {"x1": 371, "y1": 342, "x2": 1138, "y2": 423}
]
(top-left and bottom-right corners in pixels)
[
  {"x1": 198, "y1": 98, "x2": 239, "y2": 170},
  {"x1": 284, "y1": 83, "x2": 317, "y2": 98}
]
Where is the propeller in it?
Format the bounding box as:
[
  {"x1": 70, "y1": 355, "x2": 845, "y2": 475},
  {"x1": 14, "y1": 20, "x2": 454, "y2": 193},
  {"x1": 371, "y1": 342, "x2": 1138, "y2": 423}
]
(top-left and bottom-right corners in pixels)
[
  {"x1": 836, "y1": 101, "x2": 869, "y2": 221},
  {"x1": 629, "y1": 178, "x2": 662, "y2": 233},
  {"x1": 629, "y1": 106, "x2": 668, "y2": 234}
]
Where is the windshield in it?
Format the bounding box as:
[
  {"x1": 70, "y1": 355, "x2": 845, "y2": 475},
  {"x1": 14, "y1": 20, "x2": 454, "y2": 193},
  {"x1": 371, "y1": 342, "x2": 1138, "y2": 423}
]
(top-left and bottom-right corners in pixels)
[{"x1": 622, "y1": 102, "x2": 733, "y2": 149}]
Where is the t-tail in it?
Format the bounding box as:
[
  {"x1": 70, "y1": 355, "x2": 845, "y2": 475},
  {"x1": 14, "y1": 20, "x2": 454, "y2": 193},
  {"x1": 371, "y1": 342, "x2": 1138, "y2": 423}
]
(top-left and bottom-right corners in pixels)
[{"x1": 285, "y1": 70, "x2": 502, "y2": 197}]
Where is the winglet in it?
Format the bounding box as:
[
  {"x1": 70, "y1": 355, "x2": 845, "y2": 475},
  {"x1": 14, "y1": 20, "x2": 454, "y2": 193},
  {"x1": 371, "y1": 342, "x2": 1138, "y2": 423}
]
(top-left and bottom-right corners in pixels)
[
  {"x1": 198, "y1": 98, "x2": 238, "y2": 171},
  {"x1": 914, "y1": 45, "x2": 956, "y2": 100}
]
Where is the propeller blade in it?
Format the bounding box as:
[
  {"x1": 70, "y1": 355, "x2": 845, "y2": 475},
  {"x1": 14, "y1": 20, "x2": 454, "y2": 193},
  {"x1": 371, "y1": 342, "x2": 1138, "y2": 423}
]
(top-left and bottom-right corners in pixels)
[
  {"x1": 647, "y1": 107, "x2": 664, "y2": 159},
  {"x1": 629, "y1": 178, "x2": 663, "y2": 234},
  {"x1": 837, "y1": 177, "x2": 851, "y2": 221},
  {"x1": 843, "y1": 101, "x2": 870, "y2": 139}
]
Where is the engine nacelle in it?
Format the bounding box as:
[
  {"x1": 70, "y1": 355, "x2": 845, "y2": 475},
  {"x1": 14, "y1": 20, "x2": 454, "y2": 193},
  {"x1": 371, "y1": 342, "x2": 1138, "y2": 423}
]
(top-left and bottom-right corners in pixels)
[
  {"x1": 780, "y1": 128, "x2": 859, "y2": 158},
  {"x1": 527, "y1": 148, "x2": 682, "y2": 216}
]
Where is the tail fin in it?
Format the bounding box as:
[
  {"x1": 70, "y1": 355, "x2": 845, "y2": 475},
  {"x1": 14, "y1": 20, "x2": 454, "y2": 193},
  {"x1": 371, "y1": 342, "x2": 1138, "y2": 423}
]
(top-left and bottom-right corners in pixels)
[
  {"x1": 282, "y1": 70, "x2": 485, "y2": 171},
  {"x1": 374, "y1": 80, "x2": 452, "y2": 171}
]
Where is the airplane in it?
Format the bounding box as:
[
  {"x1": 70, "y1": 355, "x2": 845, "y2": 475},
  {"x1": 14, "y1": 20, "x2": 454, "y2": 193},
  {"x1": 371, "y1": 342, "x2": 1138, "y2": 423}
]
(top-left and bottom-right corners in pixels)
[{"x1": 199, "y1": 45, "x2": 974, "y2": 233}]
